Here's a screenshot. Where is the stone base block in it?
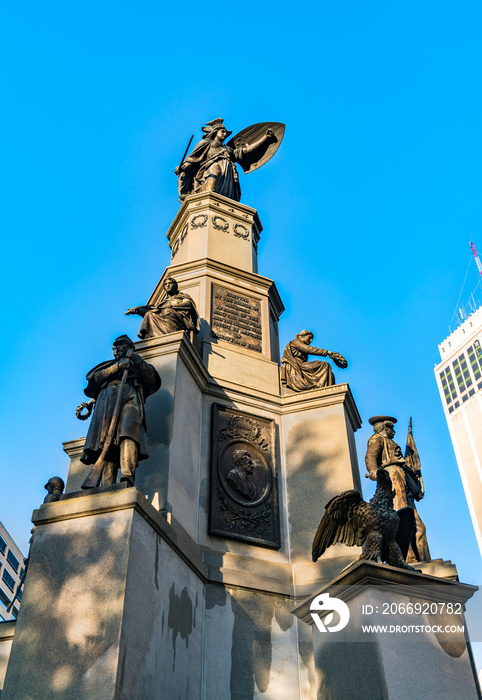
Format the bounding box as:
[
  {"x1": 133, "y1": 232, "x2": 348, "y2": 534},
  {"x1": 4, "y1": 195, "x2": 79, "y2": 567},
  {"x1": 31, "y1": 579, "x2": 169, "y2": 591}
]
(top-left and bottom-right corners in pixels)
[
  {"x1": 1, "y1": 488, "x2": 205, "y2": 700},
  {"x1": 292, "y1": 560, "x2": 480, "y2": 700}
]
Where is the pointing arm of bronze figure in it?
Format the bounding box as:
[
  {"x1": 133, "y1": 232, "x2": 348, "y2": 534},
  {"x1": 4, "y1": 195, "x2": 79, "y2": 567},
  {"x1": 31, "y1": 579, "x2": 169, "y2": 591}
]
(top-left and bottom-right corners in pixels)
[
  {"x1": 125, "y1": 305, "x2": 153, "y2": 317},
  {"x1": 242, "y1": 129, "x2": 276, "y2": 154}
]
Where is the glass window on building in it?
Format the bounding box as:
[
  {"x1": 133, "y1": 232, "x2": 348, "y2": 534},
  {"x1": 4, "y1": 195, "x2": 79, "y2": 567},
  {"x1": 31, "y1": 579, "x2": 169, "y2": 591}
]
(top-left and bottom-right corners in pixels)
[
  {"x1": 459, "y1": 353, "x2": 473, "y2": 387},
  {"x1": 6, "y1": 550, "x2": 19, "y2": 573},
  {"x1": 474, "y1": 339, "x2": 482, "y2": 370},
  {"x1": 0, "y1": 535, "x2": 6, "y2": 555},
  {"x1": 445, "y1": 367, "x2": 457, "y2": 399},
  {"x1": 453, "y1": 358, "x2": 467, "y2": 393},
  {"x1": 467, "y1": 345, "x2": 481, "y2": 380},
  {"x1": 16, "y1": 589, "x2": 22, "y2": 602},
  {"x1": 2, "y1": 569, "x2": 15, "y2": 592},
  {"x1": 0, "y1": 588, "x2": 11, "y2": 611},
  {"x1": 440, "y1": 371, "x2": 452, "y2": 404}
]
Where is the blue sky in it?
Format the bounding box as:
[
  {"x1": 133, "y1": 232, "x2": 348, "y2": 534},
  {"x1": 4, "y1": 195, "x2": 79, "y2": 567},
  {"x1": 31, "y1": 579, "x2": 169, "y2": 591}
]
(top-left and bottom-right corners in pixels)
[{"x1": 2, "y1": 0, "x2": 482, "y2": 663}]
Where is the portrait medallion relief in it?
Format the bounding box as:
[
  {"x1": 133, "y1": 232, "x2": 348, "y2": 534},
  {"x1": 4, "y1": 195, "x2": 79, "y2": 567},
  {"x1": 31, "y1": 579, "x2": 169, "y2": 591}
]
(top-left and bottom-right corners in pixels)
[
  {"x1": 218, "y1": 441, "x2": 271, "y2": 507},
  {"x1": 209, "y1": 405, "x2": 280, "y2": 548}
]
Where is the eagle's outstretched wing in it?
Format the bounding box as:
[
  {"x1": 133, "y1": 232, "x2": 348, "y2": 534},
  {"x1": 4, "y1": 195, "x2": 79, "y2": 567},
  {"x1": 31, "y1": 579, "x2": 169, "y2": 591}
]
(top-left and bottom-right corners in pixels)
[{"x1": 312, "y1": 490, "x2": 367, "y2": 562}]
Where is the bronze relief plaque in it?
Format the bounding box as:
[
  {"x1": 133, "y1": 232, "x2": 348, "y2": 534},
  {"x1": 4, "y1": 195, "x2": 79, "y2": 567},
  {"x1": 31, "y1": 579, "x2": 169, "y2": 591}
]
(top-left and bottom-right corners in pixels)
[
  {"x1": 209, "y1": 405, "x2": 280, "y2": 548},
  {"x1": 211, "y1": 284, "x2": 262, "y2": 353}
]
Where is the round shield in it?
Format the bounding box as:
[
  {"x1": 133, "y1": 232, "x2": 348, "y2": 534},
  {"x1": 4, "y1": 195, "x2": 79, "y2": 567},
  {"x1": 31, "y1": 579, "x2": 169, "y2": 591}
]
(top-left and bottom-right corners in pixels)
[{"x1": 227, "y1": 122, "x2": 285, "y2": 174}]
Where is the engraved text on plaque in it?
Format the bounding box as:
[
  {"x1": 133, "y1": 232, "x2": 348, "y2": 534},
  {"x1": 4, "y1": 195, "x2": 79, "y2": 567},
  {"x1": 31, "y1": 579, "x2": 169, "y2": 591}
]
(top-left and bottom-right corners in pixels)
[{"x1": 211, "y1": 285, "x2": 262, "y2": 352}]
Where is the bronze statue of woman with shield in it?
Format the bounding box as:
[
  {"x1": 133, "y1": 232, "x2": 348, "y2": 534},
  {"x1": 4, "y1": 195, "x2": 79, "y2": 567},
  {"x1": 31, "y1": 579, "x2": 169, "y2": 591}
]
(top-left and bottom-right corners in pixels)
[{"x1": 175, "y1": 118, "x2": 285, "y2": 202}]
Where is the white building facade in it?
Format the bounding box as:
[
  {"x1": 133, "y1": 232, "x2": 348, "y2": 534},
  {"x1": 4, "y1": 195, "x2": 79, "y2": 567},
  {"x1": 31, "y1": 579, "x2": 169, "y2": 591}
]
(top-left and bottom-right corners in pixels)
[
  {"x1": 435, "y1": 305, "x2": 482, "y2": 557},
  {"x1": 0, "y1": 524, "x2": 25, "y2": 622}
]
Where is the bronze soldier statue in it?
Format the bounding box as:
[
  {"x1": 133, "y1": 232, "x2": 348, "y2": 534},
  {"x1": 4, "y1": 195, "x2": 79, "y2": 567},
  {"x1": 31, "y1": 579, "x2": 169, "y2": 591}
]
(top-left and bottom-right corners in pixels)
[
  {"x1": 365, "y1": 415, "x2": 430, "y2": 563},
  {"x1": 77, "y1": 335, "x2": 161, "y2": 488}
]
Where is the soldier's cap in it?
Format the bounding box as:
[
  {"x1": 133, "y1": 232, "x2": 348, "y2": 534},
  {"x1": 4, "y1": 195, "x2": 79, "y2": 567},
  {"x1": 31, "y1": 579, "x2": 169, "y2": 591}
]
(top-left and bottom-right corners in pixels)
[
  {"x1": 113, "y1": 334, "x2": 135, "y2": 349},
  {"x1": 44, "y1": 476, "x2": 65, "y2": 490},
  {"x1": 368, "y1": 415, "x2": 397, "y2": 426}
]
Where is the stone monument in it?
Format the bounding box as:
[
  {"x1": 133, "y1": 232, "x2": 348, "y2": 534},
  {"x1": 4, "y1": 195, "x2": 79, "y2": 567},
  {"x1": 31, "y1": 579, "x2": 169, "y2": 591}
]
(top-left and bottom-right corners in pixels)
[{"x1": 0, "y1": 118, "x2": 479, "y2": 700}]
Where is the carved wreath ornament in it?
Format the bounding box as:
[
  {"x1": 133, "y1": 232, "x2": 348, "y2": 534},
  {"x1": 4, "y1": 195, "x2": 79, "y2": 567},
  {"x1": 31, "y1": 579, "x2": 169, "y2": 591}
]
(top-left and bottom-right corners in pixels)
[
  {"x1": 212, "y1": 215, "x2": 229, "y2": 232},
  {"x1": 217, "y1": 490, "x2": 272, "y2": 535},
  {"x1": 180, "y1": 223, "x2": 188, "y2": 242},
  {"x1": 191, "y1": 214, "x2": 208, "y2": 229},
  {"x1": 218, "y1": 415, "x2": 269, "y2": 452},
  {"x1": 233, "y1": 224, "x2": 249, "y2": 239}
]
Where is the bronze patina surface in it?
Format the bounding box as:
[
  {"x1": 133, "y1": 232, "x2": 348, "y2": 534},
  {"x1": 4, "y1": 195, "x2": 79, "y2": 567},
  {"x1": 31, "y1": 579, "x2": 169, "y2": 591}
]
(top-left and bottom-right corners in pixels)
[
  {"x1": 175, "y1": 118, "x2": 283, "y2": 202},
  {"x1": 211, "y1": 284, "x2": 262, "y2": 352},
  {"x1": 126, "y1": 277, "x2": 200, "y2": 338},
  {"x1": 78, "y1": 335, "x2": 161, "y2": 488},
  {"x1": 209, "y1": 405, "x2": 280, "y2": 548},
  {"x1": 365, "y1": 416, "x2": 430, "y2": 562},
  {"x1": 312, "y1": 466, "x2": 416, "y2": 570},
  {"x1": 43, "y1": 477, "x2": 65, "y2": 503},
  {"x1": 281, "y1": 330, "x2": 347, "y2": 391}
]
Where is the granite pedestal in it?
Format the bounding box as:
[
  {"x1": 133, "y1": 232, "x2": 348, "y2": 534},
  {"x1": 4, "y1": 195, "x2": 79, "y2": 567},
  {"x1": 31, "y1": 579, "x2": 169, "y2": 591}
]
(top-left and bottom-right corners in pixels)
[{"x1": 293, "y1": 561, "x2": 481, "y2": 700}]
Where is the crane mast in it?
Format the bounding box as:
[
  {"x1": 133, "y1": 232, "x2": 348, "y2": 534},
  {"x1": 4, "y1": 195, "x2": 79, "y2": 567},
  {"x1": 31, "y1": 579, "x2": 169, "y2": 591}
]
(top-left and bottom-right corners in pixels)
[{"x1": 470, "y1": 241, "x2": 482, "y2": 280}]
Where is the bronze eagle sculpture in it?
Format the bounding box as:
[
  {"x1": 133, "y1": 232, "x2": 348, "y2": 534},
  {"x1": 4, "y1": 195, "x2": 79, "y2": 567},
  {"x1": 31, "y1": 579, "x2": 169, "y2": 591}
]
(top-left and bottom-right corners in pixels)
[{"x1": 312, "y1": 466, "x2": 415, "y2": 570}]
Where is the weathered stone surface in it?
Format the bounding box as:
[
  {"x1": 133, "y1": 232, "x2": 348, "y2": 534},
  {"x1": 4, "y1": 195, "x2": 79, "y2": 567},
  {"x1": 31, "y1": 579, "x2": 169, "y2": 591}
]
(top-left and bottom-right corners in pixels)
[
  {"x1": 203, "y1": 584, "x2": 299, "y2": 700},
  {"x1": 0, "y1": 622, "x2": 15, "y2": 694},
  {"x1": 37, "y1": 188, "x2": 375, "y2": 700},
  {"x1": 293, "y1": 561, "x2": 480, "y2": 700},
  {"x1": 280, "y1": 384, "x2": 362, "y2": 574},
  {"x1": 166, "y1": 192, "x2": 262, "y2": 273},
  {"x1": 146, "y1": 262, "x2": 283, "y2": 393},
  {"x1": 1, "y1": 489, "x2": 205, "y2": 700}
]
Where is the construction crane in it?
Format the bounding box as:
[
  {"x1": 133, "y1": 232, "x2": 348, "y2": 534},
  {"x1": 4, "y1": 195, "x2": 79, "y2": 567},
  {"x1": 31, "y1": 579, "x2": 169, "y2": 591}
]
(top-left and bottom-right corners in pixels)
[{"x1": 470, "y1": 241, "x2": 482, "y2": 280}]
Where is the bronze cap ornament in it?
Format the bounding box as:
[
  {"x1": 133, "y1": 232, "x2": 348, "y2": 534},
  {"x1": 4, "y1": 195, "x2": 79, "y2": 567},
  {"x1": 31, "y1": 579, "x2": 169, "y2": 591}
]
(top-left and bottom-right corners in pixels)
[
  {"x1": 201, "y1": 118, "x2": 232, "y2": 138},
  {"x1": 113, "y1": 334, "x2": 135, "y2": 349},
  {"x1": 368, "y1": 415, "x2": 397, "y2": 425}
]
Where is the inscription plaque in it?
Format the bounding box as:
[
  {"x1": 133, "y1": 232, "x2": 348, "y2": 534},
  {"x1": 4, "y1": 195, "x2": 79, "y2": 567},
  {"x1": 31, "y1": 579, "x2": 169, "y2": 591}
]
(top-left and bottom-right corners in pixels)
[
  {"x1": 211, "y1": 284, "x2": 262, "y2": 352},
  {"x1": 209, "y1": 405, "x2": 280, "y2": 548}
]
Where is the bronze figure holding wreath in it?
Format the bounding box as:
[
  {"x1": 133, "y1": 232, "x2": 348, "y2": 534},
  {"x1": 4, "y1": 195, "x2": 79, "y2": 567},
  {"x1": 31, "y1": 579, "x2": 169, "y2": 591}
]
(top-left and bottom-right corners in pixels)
[{"x1": 281, "y1": 330, "x2": 348, "y2": 391}]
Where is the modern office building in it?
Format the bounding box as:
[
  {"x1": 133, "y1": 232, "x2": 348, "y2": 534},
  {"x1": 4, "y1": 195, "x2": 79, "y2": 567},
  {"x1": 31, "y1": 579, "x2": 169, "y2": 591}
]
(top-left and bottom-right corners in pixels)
[
  {"x1": 434, "y1": 304, "x2": 482, "y2": 557},
  {"x1": 0, "y1": 523, "x2": 25, "y2": 622}
]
